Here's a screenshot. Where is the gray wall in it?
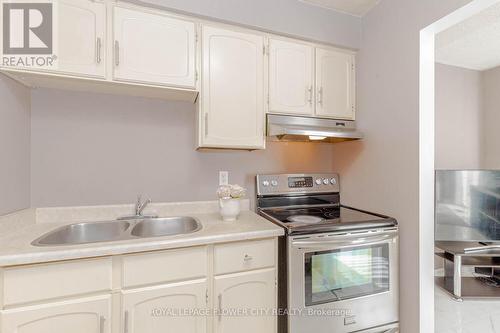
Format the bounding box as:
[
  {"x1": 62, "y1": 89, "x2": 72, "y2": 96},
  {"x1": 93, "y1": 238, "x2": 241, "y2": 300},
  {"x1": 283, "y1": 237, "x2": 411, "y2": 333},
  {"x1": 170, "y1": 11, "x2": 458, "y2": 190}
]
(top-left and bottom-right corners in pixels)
[
  {"x1": 137, "y1": 0, "x2": 362, "y2": 49},
  {"x1": 434, "y1": 63, "x2": 500, "y2": 170},
  {"x1": 0, "y1": 75, "x2": 31, "y2": 215},
  {"x1": 330, "y1": 1, "x2": 473, "y2": 332},
  {"x1": 30, "y1": 88, "x2": 335, "y2": 208},
  {"x1": 435, "y1": 63, "x2": 482, "y2": 169},
  {"x1": 481, "y1": 65, "x2": 500, "y2": 169}
]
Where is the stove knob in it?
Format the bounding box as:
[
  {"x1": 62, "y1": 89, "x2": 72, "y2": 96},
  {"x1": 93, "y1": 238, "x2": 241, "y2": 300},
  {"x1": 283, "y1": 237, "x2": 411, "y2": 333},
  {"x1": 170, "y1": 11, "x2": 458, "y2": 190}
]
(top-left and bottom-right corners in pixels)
[
  {"x1": 271, "y1": 180, "x2": 278, "y2": 187},
  {"x1": 262, "y1": 180, "x2": 270, "y2": 187},
  {"x1": 323, "y1": 178, "x2": 329, "y2": 185},
  {"x1": 315, "y1": 178, "x2": 322, "y2": 185},
  {"x1": 330, "y1": 178, "x2": 337, "y2": 185}
]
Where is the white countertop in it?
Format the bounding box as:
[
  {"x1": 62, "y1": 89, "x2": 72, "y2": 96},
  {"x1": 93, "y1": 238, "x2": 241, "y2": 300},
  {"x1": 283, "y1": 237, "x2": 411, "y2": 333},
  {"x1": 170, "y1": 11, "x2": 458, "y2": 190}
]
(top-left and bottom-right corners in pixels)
[{"x1": 0, "y1": 201, "x2": 284, "y2": 267}]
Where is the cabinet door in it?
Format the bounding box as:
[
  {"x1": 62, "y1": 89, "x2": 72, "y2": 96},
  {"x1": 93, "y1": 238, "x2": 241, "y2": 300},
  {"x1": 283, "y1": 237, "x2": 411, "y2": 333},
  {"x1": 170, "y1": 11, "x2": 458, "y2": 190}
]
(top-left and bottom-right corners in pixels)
[
  {"x1": 315, "y1": 48, "x2": 355, "y2": 120},
  {"x1": 214, "y1": 269, "x2": 276, "y2": 333},
  {"x1": 0, "y1": 295, "x2": 111, "y2": 333},
  {"x1": 122, "y1": 280, "x2": 207, "y2": 333},
  {"x1": 113, "y1": 6, "x2": 196, "y2": 88},
  {"x1": 268, "y1": 38, "x2": 314, "y2": 116},
  {"x1": 200, "y1": 25, "x2": 265, "y2": 149},
  {"x1": 56, "y1": 0, "x2": 106, "y2": 78}
]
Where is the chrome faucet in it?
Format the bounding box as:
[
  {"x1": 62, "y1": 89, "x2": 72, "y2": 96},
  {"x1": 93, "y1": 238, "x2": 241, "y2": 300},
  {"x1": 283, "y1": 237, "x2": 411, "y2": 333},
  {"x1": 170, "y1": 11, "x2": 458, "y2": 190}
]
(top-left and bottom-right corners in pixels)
[
  {"x1": 118, "y1": 195, "x2": 158, "y2": 220},
  {"x1": 135, "y1": 195, "x2": 151, "y2": 216}
]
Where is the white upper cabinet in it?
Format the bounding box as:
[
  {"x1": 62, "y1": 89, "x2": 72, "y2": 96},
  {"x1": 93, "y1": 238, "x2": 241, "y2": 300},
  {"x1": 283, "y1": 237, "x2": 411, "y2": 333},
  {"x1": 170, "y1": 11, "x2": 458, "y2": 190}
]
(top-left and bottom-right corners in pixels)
[
  {"x1": 113, "y1": 6, "x2": 197, "y2": 88},
  {"x1": 0, "y1": 0, "x2": 357, "y2": 123},
  {"x1": 56, "y1": 0, "x2": 106, "y2": 78},
  {"x1": 268, "y1": 38, "x2": 314, "y2": 116},
  {"x1": 315, "y1": 47, "x2": 356, "y2": 120},
  {"x1": 199, "y1": 25, "x2": 265, "y2": 150}
]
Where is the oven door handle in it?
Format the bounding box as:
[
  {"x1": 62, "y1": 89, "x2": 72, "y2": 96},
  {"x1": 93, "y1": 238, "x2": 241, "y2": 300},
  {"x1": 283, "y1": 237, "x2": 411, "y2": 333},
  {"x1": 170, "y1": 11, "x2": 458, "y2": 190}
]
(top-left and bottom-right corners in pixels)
[{"x1": 292, "y1": 233, "x2": 397, "y2": 249}]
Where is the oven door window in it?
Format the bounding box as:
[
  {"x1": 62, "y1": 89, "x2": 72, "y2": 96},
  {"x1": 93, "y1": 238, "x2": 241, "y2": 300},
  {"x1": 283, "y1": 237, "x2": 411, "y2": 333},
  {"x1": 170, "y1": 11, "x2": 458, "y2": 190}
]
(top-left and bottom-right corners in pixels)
[{"x1": 304, "y1": 244, "x2": 390, "y2": 306}]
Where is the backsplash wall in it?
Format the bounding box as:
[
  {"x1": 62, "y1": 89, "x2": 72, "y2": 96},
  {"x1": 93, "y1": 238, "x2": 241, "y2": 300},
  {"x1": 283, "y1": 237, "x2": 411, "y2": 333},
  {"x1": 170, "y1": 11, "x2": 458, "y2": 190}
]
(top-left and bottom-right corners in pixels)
[
  {"x1": 30, "y1": 88, "x2": 336, "y2": 208},
  {"x1": 0, "y1": 75, "x2": 31, "y2": 216}
]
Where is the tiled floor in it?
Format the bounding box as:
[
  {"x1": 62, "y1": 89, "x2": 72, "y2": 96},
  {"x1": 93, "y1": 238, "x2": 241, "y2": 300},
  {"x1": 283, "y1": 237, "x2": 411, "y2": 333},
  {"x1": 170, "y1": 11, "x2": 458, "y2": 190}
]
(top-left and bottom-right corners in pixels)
[{"x1": 435, "y1": 287, "x2": 500, "y2": 332}]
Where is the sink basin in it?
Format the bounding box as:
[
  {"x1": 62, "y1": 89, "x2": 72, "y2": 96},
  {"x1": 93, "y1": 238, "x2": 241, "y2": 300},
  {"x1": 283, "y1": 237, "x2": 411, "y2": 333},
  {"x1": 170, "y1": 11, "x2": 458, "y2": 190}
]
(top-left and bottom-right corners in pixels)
[
  {"x1": 32, "y1": 221, "x2": 130, "y2": 246},
  {"x1": 131, "y1": 217, "x2": 201, "y2": 238},
  {"x1": 31, "y1": 216, "x2": 202, "y2": 246}
]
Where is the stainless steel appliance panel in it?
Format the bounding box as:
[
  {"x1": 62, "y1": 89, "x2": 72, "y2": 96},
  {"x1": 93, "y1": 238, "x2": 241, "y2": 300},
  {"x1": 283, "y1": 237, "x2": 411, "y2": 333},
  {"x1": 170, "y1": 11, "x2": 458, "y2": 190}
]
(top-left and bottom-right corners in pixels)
[
  {"x1": 288, "y1": 229, "x2": 399, "y2": 333},
  {"x1": 257, "y1": 173, "x2": 340, "y2": 196},
  {"x1": 435, "y1": 170, "x2": 500, "y2": 242}
]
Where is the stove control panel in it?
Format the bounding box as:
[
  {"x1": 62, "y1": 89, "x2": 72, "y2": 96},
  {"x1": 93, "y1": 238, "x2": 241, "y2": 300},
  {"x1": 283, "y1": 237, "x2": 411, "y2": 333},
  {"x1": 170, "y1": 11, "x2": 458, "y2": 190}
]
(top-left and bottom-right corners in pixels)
[
  {"x1": 288, "y1": 176, "x2": 314, "y2": 188},
  {"x1": 257, "y1": 173, "x2": 340, "y2": 196}
]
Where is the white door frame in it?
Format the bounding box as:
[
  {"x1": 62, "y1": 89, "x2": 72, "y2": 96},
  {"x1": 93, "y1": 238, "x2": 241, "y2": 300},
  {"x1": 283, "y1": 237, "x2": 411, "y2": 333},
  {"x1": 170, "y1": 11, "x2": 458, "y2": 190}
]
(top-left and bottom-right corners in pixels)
[{"x1": 419, "y1": 1, "x2": 500, "y2": 332}]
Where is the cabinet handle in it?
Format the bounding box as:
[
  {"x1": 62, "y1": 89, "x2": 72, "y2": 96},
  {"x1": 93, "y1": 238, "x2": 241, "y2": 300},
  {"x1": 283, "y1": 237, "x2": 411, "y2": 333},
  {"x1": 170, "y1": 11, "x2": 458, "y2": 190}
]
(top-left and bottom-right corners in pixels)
[
  {"x1": 317, "y1": 87, "x2": 323, "y2": 105},
  {"x1": 124, "y1": 310, "x2": 129, "y2": 333},
  {"x1": 218, "y1": 294, "x2": 222, "y2": 322},
  {"x1": 99, "y1": 316, "x2": 105, "y2": 333},
  {"x1": 307, "y1": 86, "x2": 313, "y2": 104},
  {"x1": 244, "y1": 254, "x2": 253, "y2": 262},
  {"x1": 204, "y1": 113, "x2": 208, "y2": 136},
  {"x1": 114, "y1": 41, "x2": 120, "y2": 67},
  {"x1": 96, "y1": 38, "x2": 102, "y2": 64}
]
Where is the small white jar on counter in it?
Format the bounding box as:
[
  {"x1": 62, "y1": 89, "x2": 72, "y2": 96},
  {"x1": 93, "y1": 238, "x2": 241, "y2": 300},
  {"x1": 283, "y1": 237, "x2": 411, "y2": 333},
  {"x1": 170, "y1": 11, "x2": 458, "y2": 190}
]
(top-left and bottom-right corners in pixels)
[
  {"x1": 217, "y1": 184, "x2": 246, "y2": 222},
  {"x1": 219, "y1": 198, "x2": 241, "y2": 221}
]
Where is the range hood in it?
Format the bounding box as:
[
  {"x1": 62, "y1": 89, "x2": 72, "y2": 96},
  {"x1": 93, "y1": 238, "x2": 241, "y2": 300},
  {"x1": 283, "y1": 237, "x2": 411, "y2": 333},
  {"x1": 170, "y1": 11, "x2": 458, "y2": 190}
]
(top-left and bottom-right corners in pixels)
[{"x1": 267, "y1": 114, "x2": 364, "y2": 143}]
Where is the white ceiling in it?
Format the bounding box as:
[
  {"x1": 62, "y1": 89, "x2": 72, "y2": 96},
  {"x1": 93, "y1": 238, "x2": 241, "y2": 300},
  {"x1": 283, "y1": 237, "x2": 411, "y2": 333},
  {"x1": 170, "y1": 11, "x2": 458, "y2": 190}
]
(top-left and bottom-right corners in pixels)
[
  {"x1": 436, "y1": 3, "x2": 500, "y2": 71},
  {"x1": 299, "y1": 0, "x2": 381, "y2": 17}
]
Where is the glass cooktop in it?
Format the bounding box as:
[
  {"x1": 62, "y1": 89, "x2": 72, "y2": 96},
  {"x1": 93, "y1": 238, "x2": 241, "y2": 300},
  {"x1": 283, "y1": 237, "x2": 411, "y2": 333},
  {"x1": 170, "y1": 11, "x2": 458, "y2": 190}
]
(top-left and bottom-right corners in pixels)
[
  {"x1": 264, "y1": 206, "x2": 341, "y2": 223},
  {"x1": 261, "y1": 206, "x2": 397, "y2": 234}
]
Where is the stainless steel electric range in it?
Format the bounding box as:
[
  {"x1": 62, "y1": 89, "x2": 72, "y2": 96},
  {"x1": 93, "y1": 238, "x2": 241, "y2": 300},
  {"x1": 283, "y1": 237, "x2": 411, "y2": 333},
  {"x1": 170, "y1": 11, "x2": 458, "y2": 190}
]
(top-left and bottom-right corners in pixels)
[{"x1": 256, "y1": 173, "x2": 399, "y2": 333}]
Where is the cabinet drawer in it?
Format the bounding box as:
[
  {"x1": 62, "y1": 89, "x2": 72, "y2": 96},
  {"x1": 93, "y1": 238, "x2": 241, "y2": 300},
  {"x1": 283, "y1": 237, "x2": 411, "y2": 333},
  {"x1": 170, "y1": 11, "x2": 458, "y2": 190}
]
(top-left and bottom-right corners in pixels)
[
  {"x1": 122, "y1": 246, "x2": 207, "y2": 288},
  {"x1": 2, "y1": 258, "x2": 112, "y2": 307},
  {"x1": 214, "y1": 239, "x2": 275, "y2": 275}
]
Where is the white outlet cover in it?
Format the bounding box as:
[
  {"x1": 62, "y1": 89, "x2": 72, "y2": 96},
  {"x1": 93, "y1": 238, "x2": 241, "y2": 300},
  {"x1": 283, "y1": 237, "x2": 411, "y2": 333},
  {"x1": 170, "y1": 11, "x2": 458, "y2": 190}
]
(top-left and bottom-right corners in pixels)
[{"x1": 219, "y1": 171, "x2": 229, "y2": 186}]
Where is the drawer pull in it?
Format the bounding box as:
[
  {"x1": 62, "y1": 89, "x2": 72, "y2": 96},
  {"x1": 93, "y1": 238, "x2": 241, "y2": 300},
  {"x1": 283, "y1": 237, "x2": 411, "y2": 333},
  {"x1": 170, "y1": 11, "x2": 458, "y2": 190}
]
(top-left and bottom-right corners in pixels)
[
  {"x1": 317, "y1": 87, "x2": 323, "y2": 105},
  {"x1": 204, "y1": 113, "x2": 209, "y2": 136},
  {"x1": 244, "y1": 254, "x2": 253, "y2": 262},
  {"x1": 124, "y1": 310, "x2": 129, "y2": 333},
  {"x1": 99, "y1": 316, "x2": 105, "y2": 333},
  {"x1": 218, "y1": 294, "x2": 222, "y2": 322},
  {"x1": 96, "y1": 37, "x2": 102, "y2": 64},
  {"x1": 114, "y1": 41, "x2": 120, "y2": 67},
  {"x1": 307, "y1": 85, "x2": 312, "y2": 104}
]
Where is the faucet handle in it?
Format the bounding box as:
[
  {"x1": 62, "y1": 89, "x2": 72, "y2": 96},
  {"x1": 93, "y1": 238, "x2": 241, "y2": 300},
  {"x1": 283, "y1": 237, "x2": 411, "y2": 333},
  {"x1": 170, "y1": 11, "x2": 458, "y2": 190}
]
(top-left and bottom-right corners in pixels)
[
  {"x1": 135, "y1": 194, "x2": 142, "y2": 214},
  {"x1": 117, "y1": 195, "x2": 156, "y2": 220},
  {"x1": 136, "y1": 197, "x2": 152, "y2": 216}
]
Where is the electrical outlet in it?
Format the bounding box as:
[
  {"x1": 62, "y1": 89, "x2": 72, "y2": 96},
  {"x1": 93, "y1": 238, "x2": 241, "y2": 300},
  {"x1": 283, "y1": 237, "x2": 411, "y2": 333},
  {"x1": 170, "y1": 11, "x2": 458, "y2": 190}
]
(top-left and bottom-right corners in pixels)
[{"x1": 219, "y1": 171, "x2": 229, "y2": 185}]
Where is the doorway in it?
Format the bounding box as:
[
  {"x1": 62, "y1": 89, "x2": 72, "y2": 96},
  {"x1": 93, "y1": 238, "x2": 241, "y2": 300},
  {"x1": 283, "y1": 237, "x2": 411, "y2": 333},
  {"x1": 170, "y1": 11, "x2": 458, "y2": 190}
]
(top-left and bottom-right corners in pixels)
[{"x1": 420, "y1": 0, "x2": 500, "y2": 332}]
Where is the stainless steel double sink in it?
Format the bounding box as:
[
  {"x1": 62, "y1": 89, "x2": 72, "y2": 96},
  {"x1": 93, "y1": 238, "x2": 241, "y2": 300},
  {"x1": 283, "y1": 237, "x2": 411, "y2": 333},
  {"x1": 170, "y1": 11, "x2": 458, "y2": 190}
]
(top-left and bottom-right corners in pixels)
[{"x1": 32, "y1": 217, "x2": 201, "y2": 247}]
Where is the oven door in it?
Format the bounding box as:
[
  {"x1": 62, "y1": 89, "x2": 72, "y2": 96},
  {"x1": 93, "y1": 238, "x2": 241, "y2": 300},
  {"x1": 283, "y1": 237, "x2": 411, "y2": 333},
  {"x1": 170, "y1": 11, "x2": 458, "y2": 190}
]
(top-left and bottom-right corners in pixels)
[{"x1": 287, "y1": 229, "x2": 399, "y2": 333}]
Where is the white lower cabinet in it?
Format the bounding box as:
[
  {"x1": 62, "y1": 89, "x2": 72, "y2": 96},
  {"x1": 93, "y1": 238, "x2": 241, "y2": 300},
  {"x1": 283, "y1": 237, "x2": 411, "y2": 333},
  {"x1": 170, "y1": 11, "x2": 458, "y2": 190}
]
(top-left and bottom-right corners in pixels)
[
  {"x1": 0, "y1": 239, "x2": 278, "y2": 333},
  {"x1": 214, "y1": 268, "x2": 276, "y2": 333},
  {"x1": 0, "y1": 295, "x2": 111, "y2": 333},
  {"x1": 122, "y1": 280, "x2": 207, "y2": 333}
]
